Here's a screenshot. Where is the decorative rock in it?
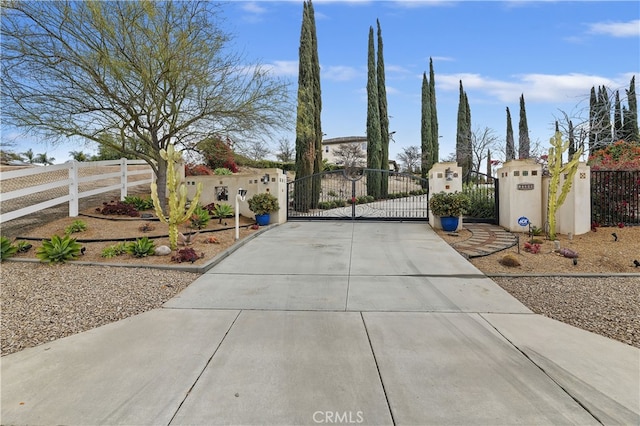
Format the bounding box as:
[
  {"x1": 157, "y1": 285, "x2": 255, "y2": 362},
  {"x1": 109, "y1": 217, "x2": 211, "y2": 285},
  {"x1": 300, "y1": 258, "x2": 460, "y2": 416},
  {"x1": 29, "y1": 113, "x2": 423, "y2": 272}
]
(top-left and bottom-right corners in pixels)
[
  {"x1": 154, "y1": 245, "x2": 172, "y2": 256},
  {"x1": 140, "y1": 213, "x2": 154, "y2": 219}
]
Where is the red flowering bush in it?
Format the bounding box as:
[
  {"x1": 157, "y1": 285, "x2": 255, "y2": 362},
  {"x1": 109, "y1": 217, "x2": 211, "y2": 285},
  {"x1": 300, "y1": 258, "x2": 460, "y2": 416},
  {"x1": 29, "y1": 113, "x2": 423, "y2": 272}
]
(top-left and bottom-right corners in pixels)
[
  {"x1": 198, "y1": 136, "x2": 239, "y2": 173},
  {"x1": 185, "y1": 163, "x2": 213, "y2": 176},
  {"x1": 588, "y1": 140, "x2": 640, "y2": 171}
]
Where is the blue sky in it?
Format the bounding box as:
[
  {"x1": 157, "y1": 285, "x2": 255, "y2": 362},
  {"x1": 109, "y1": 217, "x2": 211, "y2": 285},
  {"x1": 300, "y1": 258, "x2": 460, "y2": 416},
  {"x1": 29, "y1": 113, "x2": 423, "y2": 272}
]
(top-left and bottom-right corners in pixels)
[{"x1": 3, "y1": 0, "x2": 639, "y2": 164}]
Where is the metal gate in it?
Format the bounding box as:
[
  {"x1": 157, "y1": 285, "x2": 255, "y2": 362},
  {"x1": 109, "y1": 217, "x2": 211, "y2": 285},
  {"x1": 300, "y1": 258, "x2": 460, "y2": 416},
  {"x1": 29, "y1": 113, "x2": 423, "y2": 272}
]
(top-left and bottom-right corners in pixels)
[
  {"x1": 462, "y1": 170, "x2": 499, "y2": 224},
  {"x1": 287, "y1": 168, "x2": 429, "y2": 221}
]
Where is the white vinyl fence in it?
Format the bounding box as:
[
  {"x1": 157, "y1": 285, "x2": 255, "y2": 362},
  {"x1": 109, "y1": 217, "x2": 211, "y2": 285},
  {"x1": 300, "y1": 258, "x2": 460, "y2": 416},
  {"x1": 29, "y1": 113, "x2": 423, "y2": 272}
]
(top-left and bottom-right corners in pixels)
[{"x1": 0, "y1": 159, "x2": 154, "y2": 224}]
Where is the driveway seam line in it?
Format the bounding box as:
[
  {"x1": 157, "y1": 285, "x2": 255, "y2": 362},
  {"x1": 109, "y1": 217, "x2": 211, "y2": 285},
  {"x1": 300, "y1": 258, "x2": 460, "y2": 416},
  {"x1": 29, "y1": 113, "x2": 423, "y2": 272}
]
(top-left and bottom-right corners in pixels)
[
  {"x1": 167, "y1": 309, "x2": 243, "y2": 426},
  {"x1": 359, "y1": 312, "x2": 396, "y2": 426},
  {"x1": 476, "y1": 313, "x2": 604, "y2": 425}
]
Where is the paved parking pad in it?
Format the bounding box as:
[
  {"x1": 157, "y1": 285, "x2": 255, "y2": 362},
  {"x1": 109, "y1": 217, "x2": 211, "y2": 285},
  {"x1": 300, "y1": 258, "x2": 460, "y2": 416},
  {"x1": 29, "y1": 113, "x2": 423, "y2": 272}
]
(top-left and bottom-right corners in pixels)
[
  {"x1": 483, "y1": 313, "x2": 640, "y2": 424},
  {"x1": 346, "y1": 276, "x2": 532, "y2": 313},
  {"x1": 209, "y1": 238, "x2": 352, "y2": 276},
  {"x1": 362, "y1": 312, "x2": 599, "y2": 425},
  {"x1": 3, "y1": 221, "x2": 637, "y2": 425},
  {"x1": 1, "y1": 309, "x2": 239, "y2": 426},
  {"x1": 165, "y1": 274, "x2": 349, "y2": 311},
  {"x1": 170, "y1": 311, "x2": 394, "y2": 426}
]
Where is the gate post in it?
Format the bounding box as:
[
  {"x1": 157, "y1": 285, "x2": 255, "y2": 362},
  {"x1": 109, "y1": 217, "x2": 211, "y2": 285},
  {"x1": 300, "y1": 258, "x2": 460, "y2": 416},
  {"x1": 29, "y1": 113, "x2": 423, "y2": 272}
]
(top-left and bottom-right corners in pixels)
[{"x1": 428, "y1": 162, "x2": 462, "y2": 230}]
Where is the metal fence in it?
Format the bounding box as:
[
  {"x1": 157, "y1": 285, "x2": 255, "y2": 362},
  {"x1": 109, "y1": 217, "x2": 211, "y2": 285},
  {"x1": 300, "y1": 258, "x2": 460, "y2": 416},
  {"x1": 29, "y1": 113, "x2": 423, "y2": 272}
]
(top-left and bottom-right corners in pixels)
[
  {"x1": 591, "y1": 170, "x2": 640, "y2": 226},
  {"x1": 287, "y1": 169, "x2": 429, "y2": 221},
  {"x1": 462, "y1": 171, "x2": 499, "y2": 224},
  {"x1": 0, "y1": 159, "x2": 153, "y2": 224}
]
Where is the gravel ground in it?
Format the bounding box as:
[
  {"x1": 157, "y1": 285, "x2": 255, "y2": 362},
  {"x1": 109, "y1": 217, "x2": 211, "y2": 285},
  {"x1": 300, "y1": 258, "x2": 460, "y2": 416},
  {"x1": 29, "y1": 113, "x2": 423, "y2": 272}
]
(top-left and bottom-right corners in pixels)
[
  {"x1": 1, "y1": 262, "x2": 197, "y2": 356},
  {"x1": 492, "y1": 275, "x2": 639, "y2": 348}
]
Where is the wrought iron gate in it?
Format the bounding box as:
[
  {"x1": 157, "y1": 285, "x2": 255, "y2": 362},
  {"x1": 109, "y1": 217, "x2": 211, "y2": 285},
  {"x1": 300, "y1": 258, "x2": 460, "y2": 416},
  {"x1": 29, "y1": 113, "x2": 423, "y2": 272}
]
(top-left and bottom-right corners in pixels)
[
  {"x1": 462, "y1": 171, "x2": 499, "y2": 224},
  {"x1": 287, "y1": 168, "x2": 429, "y2": 221}
]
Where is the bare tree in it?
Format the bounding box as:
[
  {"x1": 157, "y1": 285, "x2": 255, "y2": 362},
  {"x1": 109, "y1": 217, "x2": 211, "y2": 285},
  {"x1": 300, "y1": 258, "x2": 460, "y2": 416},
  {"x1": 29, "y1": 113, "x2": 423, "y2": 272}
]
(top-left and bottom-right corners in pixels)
[
  {"x1": 470, "y1": 127, "x2": 499, "y2": 175},
  {"x1": 333, "y1": 143, "x2": 366, "y2": 169},
  {"x1": 240, "y1": 139, "x2": 272, "y2": 162},
  {"x1": 1, "y1": 1, "x2": 291, "y2": 209},
  {"x1": 275, "y1": 138, "x2": 295, "y2": 163},
  {"x1": 397, "y1": 145, "x2": 421, "y2": 173}
]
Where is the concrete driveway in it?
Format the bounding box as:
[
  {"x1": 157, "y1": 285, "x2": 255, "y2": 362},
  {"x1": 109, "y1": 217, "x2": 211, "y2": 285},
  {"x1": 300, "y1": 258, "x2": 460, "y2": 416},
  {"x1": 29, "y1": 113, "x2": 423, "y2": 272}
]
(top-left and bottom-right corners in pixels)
[{"x1": 2, "y1": 222, "x2": 638, "y2": 425}]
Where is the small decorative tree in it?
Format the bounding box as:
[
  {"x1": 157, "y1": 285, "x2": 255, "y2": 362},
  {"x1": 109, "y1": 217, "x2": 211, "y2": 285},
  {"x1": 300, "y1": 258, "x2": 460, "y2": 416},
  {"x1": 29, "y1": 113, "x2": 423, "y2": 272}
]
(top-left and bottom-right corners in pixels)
[
  {"x1": 547, "y1": 131, "x2": 583, "y2": 240},
  {"x1": 151, "y1": 144, "x2": 203, "y2": 250}
]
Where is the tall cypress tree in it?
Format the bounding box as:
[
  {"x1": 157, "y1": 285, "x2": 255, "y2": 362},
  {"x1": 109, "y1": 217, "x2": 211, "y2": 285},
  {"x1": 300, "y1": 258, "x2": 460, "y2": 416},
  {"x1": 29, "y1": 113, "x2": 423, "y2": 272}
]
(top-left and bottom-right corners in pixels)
[
  {"x1": 429, "y1": 58, "x2": 439, "y2": 167},
  {"x1": 463, "y1": 90, "x2": 472, "y2": 181},
  {"x1": 308, "y1": 0, "x2": 322, "y2": 207},
  {"x1": 518, "y1": 94, "x2": 530, "y2": 159},
  {"x1": 376, "y1": 19, "x2": 389, "y2": 196},
  {"x1": 588, "y1": 86, "x2": 597, "y2": 152},
  {"x1": 505, "y1": 107, "x2": 515, "y2": 161},
  {"x1": 456, "y1": 80, "x2": 471, "y2": 181},
  {"x1": 625, "y1": 75, "x2": 638, "y2": 142},
  {"x1": 293, "y1": 1, "x2": 316, "y2": 212},
  {"x1": 599, "y1": 86, "x2": 612, "y2": 147},
  {"x1": 366, "y1": 26, "x2": 382, "y2": 198},
  {"x1": 613, "y1": 90, "x2": 622, "y2": 142},
  {"x1": 421, "y1": 72, "x2": 432, "y2": 182},
  {"x1": 568, "y1": 120, "x2": 576, "y2": 159}
]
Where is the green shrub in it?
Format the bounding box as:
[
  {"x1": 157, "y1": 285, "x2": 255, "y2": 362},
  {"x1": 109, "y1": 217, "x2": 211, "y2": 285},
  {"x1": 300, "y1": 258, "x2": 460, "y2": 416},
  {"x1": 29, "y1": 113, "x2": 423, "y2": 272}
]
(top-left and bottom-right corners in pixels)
[
  {"x1": 64, "y1": 219, "x2": 88, "y2": 235},
  {"x1": 247, "y1": 192, "x2": 279, "y2": 215},
  {"x1": 429, "y1": 191, "x2": 471, "y2": 217},
  {"x1": 213, "y1": 167, "x2": 233, "y2": 175},
  {"x1": 1, "y1": 236, "x2": 18, "y2": 261},
  {"x1": 327, "y1": 190, "x2": 338, "y2": 197},
  {"x1": 123, "y1": 196, "x2": 154, "y2": 210},
  {"x1": 36, "y1": 235, "x2": 83, "y2": 264},
  {"x1": 101, "y1": 242, "x2": 127, "y2": 258},
  {"x1": 125, "y1": 237, "x2": 156, "y2": 258},
  {"x1": 190, "y1": 204, "x2": 211, "y2": 229},
  {"x1": 15, "y1": 240, "x2": 33, "y2": 253},
  {"x1": 212, "y1": 203, "x2": 234, "y2": 223}
]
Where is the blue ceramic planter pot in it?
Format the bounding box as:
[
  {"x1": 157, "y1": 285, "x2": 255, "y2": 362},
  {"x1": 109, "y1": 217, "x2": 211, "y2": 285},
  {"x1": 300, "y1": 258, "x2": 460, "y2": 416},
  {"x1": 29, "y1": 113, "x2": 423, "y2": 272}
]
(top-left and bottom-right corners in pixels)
[
  {"x1": 440, "y1": 216, "x2": 459, "y2": 232},
  {"x1": 255, "y1": 213, "x2": 270, "y2": 226}
]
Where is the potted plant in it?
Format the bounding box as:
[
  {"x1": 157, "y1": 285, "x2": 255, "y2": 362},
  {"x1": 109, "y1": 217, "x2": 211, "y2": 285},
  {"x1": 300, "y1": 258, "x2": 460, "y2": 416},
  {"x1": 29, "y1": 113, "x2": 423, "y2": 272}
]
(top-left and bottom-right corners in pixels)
[
  {"x1": 247, "y1": 192, "x2": 279, "y2": 226},
  {"x1": 429, "y1": 191, "x2": 470, "y2": 232}
]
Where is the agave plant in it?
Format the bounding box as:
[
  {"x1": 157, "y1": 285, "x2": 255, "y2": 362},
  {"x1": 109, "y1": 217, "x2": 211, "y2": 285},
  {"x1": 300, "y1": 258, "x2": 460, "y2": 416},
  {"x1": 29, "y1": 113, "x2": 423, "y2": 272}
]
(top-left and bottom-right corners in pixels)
[
  {"x1": 125, "y1": 237, "x2": 156, "y2": 258},
  {"x1": 1, "y1": 236, "x2": 18, "y2": 261},
  {"x1": 212, "y1": 203, "x2": 234, "y2": 224},
  {"x1": 36, "y1": 235, "x2": 83, "y2": 264}
]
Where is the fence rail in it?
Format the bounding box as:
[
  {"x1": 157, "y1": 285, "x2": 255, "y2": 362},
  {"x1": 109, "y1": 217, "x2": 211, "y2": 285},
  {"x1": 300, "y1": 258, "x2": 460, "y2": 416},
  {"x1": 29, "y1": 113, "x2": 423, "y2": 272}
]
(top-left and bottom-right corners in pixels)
[{"x1": 0, "y1": 159, "x2": 154, "y2": 224}]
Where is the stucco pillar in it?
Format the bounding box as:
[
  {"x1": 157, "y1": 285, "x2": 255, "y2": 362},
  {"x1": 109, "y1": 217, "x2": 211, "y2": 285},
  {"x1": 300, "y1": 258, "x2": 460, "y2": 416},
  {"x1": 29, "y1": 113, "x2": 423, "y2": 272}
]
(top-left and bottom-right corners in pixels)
[{"x1": 428, "y1": 162, "x2": 463, "y2": 231}]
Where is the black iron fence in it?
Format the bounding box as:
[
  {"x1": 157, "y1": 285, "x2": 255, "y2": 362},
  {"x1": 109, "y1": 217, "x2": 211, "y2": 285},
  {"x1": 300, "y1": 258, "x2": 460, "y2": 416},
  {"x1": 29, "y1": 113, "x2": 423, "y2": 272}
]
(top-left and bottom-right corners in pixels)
[
  {"x1": 462, "y1": 171, "x2": 499, "y2": 224},
  {"x1": 591, "y1": 170, "x2": 640, "y2": 226}
]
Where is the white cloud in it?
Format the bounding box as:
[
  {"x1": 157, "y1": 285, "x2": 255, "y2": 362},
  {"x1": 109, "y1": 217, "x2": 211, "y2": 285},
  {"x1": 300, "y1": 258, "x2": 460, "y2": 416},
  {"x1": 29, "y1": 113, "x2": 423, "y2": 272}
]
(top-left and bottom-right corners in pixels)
[
  {"x1": 241, "y1": 2, "x2": 268, "y2": 15},
  {"x1": 588, "y1": 19, "x2": 640, "y2": 37},
  {"x1": 323, "y1": 65, "x2": 363, "y2": 81},
  {"x1": 437, "y1": 72, "x2": 633, "y2": 104},
  {"x1": 263, "y1": 60, "x2": 299, "y2": 77}
]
